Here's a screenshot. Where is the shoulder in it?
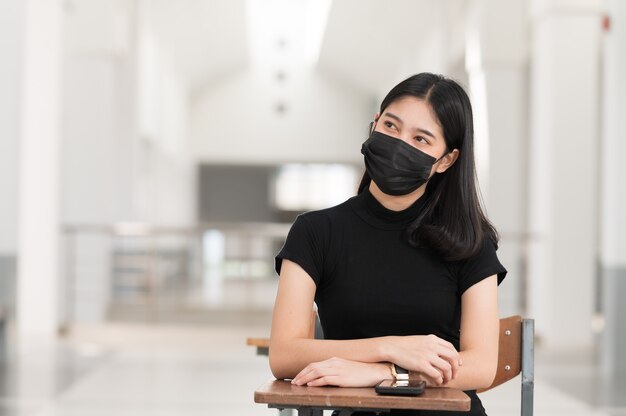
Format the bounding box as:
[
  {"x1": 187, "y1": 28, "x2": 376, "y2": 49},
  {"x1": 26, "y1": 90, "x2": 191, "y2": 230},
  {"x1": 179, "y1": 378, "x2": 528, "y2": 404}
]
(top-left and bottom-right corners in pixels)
[
  {"x1": 277, "y1": 197, "x2": 355, "y2": 282},
  {"x1": 296, "y1": 197, "x2": 355, "y2": 227},
  {"x1": 283, "y1": 197, "x2": 356, "y2": 246},
  {"x1": 452, "y1": 237, "x2": 507, "y2": 293}
]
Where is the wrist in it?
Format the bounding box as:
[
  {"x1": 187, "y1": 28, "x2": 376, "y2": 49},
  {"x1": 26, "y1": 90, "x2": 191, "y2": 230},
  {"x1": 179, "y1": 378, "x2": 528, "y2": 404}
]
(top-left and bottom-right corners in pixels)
[
  {"x1": 378, "y1": 336, "x2": 395, "y2": 362},
  {"x1": 378, "y1": 362, "x2": 394, "y2": 381}
]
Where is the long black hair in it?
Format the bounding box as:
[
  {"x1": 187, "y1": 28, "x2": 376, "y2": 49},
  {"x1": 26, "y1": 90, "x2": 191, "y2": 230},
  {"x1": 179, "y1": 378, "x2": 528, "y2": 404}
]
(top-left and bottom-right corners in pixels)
[{"x1": 358, "y1": 72, "x2": 499, "y2": 262}]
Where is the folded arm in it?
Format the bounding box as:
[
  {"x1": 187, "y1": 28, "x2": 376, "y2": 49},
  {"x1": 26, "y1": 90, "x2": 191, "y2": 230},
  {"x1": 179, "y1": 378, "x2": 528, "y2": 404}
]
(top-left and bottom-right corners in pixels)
[{"x1": 436, "y1": 274, "x2": 500, "y2": 390}]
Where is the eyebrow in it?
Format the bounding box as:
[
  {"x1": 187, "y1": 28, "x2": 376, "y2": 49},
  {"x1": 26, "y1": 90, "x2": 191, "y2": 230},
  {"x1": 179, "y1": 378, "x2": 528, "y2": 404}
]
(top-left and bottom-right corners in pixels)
[{"x1": 383, "y1": 112, "x2": 437, "y2": 140}]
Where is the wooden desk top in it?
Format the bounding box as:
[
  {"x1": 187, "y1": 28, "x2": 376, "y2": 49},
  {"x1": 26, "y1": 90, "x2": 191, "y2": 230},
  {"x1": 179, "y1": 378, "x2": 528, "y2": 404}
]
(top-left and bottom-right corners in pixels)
[
  {"x1": 246, "y1": 337, "x2": 270, "y2": 348},
  {"x1": 255, "y1": 380, "x2": 471, "y2": 412}
]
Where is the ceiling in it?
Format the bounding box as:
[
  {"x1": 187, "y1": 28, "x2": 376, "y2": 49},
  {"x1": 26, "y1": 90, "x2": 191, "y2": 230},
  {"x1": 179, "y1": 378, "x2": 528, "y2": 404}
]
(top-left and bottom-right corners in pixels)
[
  {"x1": 66, "y1": 0, "x2": 462, "y2": 95},
  {"x1": 317, "y1": 0, "x2": 449, "y2": 95},
  {"x1": 146, "y1": 0, "x2": 249, "y2": 90},
  {"x1": 146, "y1": 0, "x2": 463, "y2": 95}
]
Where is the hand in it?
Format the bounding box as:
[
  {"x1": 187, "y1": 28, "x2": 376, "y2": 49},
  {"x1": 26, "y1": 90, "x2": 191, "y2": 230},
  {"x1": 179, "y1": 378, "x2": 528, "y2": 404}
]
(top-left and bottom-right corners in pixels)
[
  {"x1": 386, "y1": 335, "x2": 462, "y2": 386},
  {"x1": 291, "y1": 357, "x2": 391, "y2": 387},
  {"x1": 406, "y1": 371, "x2": 445, "y2": 388}
]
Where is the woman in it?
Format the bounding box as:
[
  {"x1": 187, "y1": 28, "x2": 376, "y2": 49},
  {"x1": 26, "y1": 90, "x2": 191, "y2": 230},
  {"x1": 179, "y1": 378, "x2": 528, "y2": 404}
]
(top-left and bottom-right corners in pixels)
[{"x1": 269, "y1": 73, "x2": 507, "y2": 415}]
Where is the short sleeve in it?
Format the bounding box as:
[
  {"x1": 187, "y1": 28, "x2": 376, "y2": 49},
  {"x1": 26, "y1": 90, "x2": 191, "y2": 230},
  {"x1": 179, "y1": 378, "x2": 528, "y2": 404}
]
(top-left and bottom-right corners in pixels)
[
  {"x1": 455, "y1": 238, "x2": 507, "y2": 295},
  {"x1": 275, "y1": 214, "x2": 325, "y2": 286}
]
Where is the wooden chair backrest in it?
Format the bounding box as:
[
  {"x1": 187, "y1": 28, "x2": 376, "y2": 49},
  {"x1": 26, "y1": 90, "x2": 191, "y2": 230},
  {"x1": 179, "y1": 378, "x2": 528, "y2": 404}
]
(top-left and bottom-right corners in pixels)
[{"x1": 477, "y1": 315, "x2": 522, "y2": 393}]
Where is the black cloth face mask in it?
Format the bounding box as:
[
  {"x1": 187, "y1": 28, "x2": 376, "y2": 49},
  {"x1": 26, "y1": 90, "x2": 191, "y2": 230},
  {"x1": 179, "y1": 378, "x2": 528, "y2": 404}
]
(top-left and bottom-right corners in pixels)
[{"x1": 361, "y1": 131, "x2": 442, "y2": 196}]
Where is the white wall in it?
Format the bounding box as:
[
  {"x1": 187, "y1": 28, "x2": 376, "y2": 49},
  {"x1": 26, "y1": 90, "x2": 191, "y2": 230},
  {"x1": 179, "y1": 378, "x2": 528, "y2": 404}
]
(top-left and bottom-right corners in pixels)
[
  {"x1": 0, "y1": 0, "x2": 24, "y2": 254},
  {"x1": 190, "y1": 69, "x2": 373, "y2": 165}
]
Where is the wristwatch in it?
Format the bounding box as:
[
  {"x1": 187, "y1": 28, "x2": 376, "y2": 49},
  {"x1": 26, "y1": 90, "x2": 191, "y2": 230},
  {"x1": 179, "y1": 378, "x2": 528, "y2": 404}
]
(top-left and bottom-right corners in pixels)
[{"x1": 391, "y1": 364, "x2": 409, "y2": 381}]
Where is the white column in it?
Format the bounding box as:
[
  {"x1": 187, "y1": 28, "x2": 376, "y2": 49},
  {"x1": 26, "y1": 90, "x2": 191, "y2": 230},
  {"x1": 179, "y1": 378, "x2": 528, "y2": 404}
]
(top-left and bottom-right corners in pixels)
[
  {"x1": 0, "y1": 1, "x2": 24, "y2": 255},
  {"x1": 600, "y1": 0, "x2": 626, "y2": 374},
  {"x1": 527, "y1": 0, "x2": 603, "y2": 349},
  {"x1": 0, "y1": 0, "x2": 25, "y2": 359},
  {"x1": 465, "y1": 0, "x2": 529, "y2": 318},
  {"x1": 61, "y1": 0, "x2": 137, "y2": 325},
  {"x1": 16, "y1": 0, "x2": 63, "y2": 343}
]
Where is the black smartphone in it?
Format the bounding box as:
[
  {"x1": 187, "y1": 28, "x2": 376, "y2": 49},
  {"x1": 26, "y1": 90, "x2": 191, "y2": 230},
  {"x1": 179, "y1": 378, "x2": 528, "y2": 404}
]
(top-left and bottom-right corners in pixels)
[{"x1": 375, "y1": 379, "x2": 426, "y2": 396}]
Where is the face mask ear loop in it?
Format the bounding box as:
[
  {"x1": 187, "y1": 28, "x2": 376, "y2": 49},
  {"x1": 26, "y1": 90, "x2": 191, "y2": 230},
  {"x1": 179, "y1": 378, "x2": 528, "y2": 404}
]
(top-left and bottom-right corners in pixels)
[{"x1": 435, "y1": 146, "x2": 455, "y2": 163}]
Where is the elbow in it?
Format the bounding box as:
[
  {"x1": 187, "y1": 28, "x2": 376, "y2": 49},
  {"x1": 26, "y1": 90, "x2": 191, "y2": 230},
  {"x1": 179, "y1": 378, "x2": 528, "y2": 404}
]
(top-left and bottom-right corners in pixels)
[
  {"x1": 476, "y1": 356, "x2": 498, "y2": 390},
  {"x1": 269, "y1": 357, "x2": 290, "y2": 380},
  {"x1": 475, "y1": 373, "x2": 495, "y2": 391},
  {"x1": 269, "y1": 344, "x2": 295, "y2": 380}
]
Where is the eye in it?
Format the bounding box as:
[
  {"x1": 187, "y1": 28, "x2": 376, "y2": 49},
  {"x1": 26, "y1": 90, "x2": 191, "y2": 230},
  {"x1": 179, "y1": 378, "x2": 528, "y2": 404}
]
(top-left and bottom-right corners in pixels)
[
  {"x1": 414, "y1": 136, "x2": 429, "y2": 144},
  {"x1": 383, "y1": 121, "x2": 397, "y2": 131}
]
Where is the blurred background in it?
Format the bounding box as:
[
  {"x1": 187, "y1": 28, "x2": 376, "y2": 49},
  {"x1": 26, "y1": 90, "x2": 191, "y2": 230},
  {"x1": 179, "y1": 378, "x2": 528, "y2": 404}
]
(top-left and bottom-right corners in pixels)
[{"x1": 1, "y1": 0, "x2": 625, "y2": 415}]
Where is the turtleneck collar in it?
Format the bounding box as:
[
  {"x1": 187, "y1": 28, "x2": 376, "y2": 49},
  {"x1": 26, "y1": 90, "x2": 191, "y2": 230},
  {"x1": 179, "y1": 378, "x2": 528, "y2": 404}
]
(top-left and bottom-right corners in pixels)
[{"x1": 349, "y1": 185, "x2": 426, "y2": 230}]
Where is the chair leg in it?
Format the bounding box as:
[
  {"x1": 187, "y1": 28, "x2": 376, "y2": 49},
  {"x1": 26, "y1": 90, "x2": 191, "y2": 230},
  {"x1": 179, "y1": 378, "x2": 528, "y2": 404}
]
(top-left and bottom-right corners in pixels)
[{"x1": 521, "y1": 319, "x2": 535, "y2": 416}]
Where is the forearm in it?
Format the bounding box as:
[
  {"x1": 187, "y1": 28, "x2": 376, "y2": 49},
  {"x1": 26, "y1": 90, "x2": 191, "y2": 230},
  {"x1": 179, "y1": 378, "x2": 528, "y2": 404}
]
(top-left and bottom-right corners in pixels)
[
  {"x1": 438, "y1": 349, "x2": 497, "y2": 391},
  {"x1": 269, "y1": 337, "x2": 391, "y2": 379}
]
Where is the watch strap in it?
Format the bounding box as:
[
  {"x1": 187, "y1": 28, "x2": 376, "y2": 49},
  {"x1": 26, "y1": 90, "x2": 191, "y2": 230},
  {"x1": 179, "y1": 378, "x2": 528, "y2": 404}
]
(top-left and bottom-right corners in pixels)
[{"x1": 393, "y1": 364, "x2": 409, "y2": 380}]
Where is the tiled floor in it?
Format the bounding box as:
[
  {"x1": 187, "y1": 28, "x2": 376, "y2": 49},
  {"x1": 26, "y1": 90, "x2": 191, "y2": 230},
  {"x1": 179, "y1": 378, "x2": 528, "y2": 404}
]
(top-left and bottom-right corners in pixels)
[{"x1": 0, "y1": 322, "x2": 624, "y2": 416}]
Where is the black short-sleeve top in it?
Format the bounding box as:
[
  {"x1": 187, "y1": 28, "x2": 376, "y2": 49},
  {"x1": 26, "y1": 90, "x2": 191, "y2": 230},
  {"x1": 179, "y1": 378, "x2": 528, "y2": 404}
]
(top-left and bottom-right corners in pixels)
[{"x1": 275, "y1": 187, "x2": 507, "y2": 350}]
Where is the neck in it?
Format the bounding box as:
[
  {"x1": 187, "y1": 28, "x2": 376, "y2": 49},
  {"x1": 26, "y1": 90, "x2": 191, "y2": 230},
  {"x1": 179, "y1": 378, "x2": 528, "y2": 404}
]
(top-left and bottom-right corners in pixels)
[{"x1": 368, "y1": 181, "x2": 427, "y2": 211}]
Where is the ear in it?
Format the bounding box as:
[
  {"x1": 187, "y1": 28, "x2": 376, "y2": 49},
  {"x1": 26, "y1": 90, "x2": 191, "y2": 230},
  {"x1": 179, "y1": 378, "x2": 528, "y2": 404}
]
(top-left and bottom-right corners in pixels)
[
  {"x1": 435, "y1": 149, "x2": 460, "y2": 173},
  {"x1": 370, "y1": 113, "x2": 380, "y2": 134}
]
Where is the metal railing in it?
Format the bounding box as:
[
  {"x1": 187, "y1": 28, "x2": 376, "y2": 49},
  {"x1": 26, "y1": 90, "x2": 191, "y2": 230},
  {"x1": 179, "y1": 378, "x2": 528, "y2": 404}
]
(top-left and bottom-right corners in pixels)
[
  {"x1": 61, "y1": 222, "x2": 291, "y2": 328},
  {"x1": 60, "y1": 223, "x2": 534, "y2": 329}
]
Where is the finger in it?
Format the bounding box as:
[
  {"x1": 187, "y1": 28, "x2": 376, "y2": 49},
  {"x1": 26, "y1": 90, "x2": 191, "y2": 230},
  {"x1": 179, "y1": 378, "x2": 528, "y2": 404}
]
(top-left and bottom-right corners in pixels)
[
  {"x1": 420, "y1": 362, "x2": 444, "y2": 385},
  {"x1": 436, "y1": 340, "x2": 460, "y2": 358},
  {"x1": 306, "y1": 375, "x2": 339, "y2": 387},
  {"x1": 436, "y1": 346, "x2": 461, "y2": 374},
  {"x1": 440, "y1": 354, "x2": 459, "y2": 380},
  {"x1": 295, "y1": 361, "x2": 339, "y2": 386},
  {"x1": 432, "y1": 356, "x2": 453, "y2": 384},
  {"x1": 294, "y1": 367, "x2": 325, "y2": 385},
  {"x1": 292, "y1": 364, "x2": 316, "y2": 384},
  {"x1": 449, "y1": 353, "x2": 462, "y2": 380},
  {"x1": 450, "y1": 359, "x2": 458, "y2": 381},
  {"x1": 292, "y1": 367, "x2": 309, "y2": 383},
  {"x1": 424, "y1": 373, "x2": 443, "y2": 387},
  {"x1": 436, "y1": 340, "x2": 462, "y2": 366},
  {"x1": 292, "y1": 363, "x2": 325, "y2": 385},
  {"x1": 436, "y1": 338, "x2": 456, "y2": 351}
]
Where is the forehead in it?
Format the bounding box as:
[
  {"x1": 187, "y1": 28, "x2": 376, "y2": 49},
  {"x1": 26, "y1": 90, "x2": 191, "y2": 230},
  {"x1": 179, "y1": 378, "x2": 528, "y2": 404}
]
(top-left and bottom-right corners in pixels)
[{"x1": 382, "y1": 96, "x2": 443, "y2": 136}]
